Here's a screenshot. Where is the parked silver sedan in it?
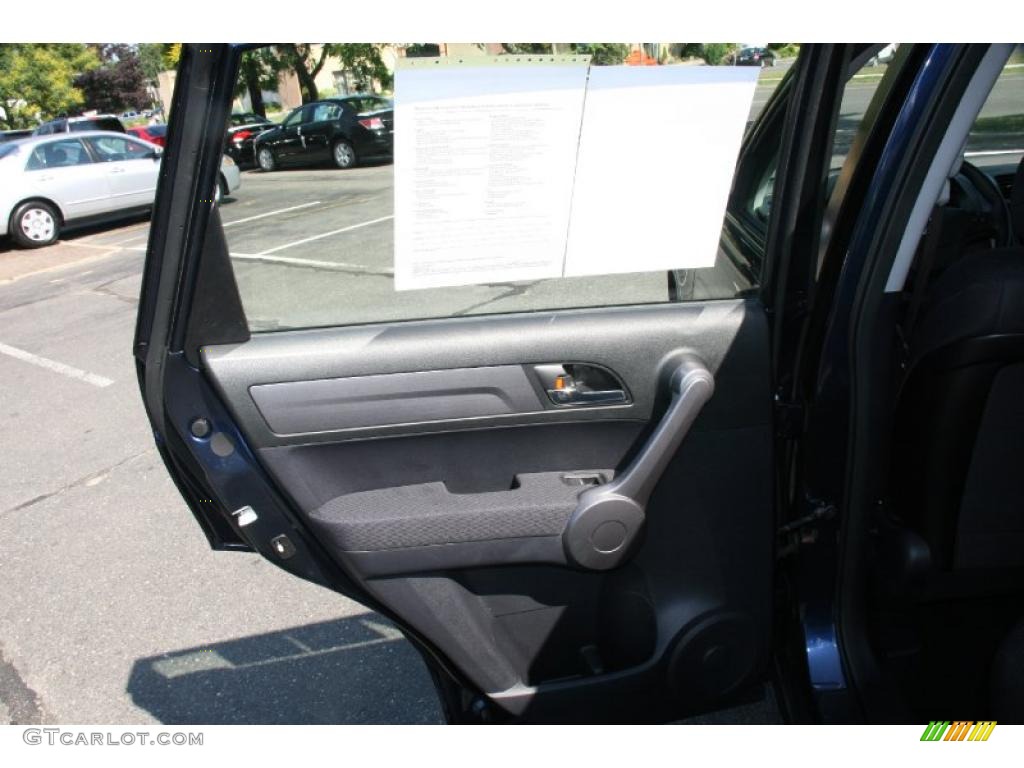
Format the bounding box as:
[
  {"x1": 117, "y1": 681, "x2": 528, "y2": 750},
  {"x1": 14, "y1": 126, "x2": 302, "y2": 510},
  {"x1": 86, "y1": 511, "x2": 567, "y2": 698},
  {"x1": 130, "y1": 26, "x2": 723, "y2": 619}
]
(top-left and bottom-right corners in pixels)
[{"x1": 0, "y1": 131, "x2": 241, "y2": 248}]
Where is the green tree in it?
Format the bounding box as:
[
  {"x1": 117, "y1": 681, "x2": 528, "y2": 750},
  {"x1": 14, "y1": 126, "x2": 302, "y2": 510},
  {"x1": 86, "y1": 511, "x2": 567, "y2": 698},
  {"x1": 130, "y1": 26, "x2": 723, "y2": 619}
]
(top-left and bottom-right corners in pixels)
[
  {"x1": 569, "y1": 43, "x2": 629, "y2": 65},
  {"x1": 138, "y1": 43, "x2": 179, "y2": 84},
  {"x1": 502, "y1": 43, "x2": 553, "y2": 55},
  {"x1": 277, "y1": 44, "x2": 391, "y2": 103},
  {"x1": 0, "y1": 44, "x2": 100, "y2": 129},
  {"x1": 671, "y1": 43, "x2": 738, "y2": 65},
  {"x1": 236, "y1": 48, "x2": 287, "y2": 118},
  {"x1": 502, "y1": 43, "x2": 628, "y2": 65},
  {"x1": 697, "y1": 44, "x2": 737, "y2": 65},
  {"x1": 403, "y1": 43, "x2": 441, "y2": 58},
  {"x1": 74, "y1": 44, "x2": 150, "y2": 114}
]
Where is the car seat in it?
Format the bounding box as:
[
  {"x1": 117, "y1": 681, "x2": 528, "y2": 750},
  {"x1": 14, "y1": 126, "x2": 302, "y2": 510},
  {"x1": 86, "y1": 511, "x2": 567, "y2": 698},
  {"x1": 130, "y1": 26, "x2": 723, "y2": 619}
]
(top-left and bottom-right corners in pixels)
[{"x1": 891, "y1": 156, "x2": 1024, "y2": 573}]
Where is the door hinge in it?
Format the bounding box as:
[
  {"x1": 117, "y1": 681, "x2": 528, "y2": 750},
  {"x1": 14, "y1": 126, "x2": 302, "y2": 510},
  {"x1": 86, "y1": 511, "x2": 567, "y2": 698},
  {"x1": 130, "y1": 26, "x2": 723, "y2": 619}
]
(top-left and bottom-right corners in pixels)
[
  {"x1": 777, "y1": 502, "x2": 837, "y2": 558},
  {"x1": 774, "y1": 396, "x2": 805, "y2": 439}
]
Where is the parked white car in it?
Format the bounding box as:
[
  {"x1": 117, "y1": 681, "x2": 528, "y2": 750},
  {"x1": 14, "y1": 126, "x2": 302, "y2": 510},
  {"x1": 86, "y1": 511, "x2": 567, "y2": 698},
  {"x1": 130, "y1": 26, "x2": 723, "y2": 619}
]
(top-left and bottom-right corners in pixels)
[{"x1": 0, "y1": 131, "x2": 241, "y2": 248}]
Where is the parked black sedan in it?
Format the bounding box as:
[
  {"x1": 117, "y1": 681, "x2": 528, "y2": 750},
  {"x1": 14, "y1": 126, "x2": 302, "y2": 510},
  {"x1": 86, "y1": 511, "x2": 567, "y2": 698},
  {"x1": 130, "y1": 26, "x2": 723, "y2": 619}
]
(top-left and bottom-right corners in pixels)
[
  {"x1": 224, "y1": 112, "x2": 275, "y2": 167},
  {"x1": 736, "y1": 47, "x2": 776, "y2": 67},
  {"x1": 253, "y1": 96, "x2": 393, "y2": 171}
]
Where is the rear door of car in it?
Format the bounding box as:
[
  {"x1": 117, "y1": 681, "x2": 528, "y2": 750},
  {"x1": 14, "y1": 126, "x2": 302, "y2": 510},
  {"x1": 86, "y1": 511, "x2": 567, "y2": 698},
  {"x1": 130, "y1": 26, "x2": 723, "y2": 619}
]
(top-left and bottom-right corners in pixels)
[
  {"x1": 82, "y1": 134, "x2": 160, "y2": 210},
  {"x1": 300, "y1": 101, "x2": 342, "y2": 162},
  {"x1": 134, "y1": 43, "x2": 854, "y2": 723},
  {"x1": 272, "y1": 106, "x2": 310, "y2": 163}
]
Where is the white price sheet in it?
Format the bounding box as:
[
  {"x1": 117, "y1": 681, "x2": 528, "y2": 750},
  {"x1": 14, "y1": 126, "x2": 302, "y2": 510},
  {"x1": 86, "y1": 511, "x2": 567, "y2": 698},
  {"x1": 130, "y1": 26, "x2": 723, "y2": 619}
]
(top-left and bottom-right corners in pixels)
[
  {"x1": 394, "y1": 58, "x2": 590, "y2": 290},
  {"x1": 394, "y1": 58, "x2": 759, "y2": 290},
  {"x1": 564, "y1": 65, "x2": 759, "y2": 277}
]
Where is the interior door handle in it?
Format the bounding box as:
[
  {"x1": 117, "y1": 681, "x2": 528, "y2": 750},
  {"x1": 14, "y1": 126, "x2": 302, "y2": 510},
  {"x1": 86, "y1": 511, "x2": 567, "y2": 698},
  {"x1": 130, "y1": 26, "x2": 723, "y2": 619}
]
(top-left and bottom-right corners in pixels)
[
  {"x1": 563, "y1": 354, "x2": 715, "y2": 570},
  {"x1": 548, "y1": 387, "x2": 627, "y2": 406}
]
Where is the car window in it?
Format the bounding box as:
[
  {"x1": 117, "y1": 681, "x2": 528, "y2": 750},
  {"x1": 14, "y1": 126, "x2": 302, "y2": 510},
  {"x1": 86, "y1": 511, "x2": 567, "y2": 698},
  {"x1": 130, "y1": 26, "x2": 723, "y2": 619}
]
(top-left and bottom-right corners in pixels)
[
  {"x1": 25, "y1": 138, "x2": 93, "y2": 170},
  {"x1": 966, "y1": 50, "x2": 1024, "y2": 156},
  {"x1": 739, "y1": 44, "x2": 900, "y2": 229},
  {"x1": 281, "y1": 108, "x2": 306, "y2": 128},
  {"x1": 223, "y1": 43, "x2": 792, "y2": 332},
  {"x1": 312, "y1": 103, "x2": 344, "y2": 122},
  {"x1": 84, "y1": 135, "x2": 152, "y2": 162},
  {"x1": 230, "y1": 113, "x2": 263, "y2": 127},
  {"x1": 71, "y1": 118, "x2": 124, "y2": 133},
  {"x1": 350, "y1": 97, "x2": 389, "y2": 114}
]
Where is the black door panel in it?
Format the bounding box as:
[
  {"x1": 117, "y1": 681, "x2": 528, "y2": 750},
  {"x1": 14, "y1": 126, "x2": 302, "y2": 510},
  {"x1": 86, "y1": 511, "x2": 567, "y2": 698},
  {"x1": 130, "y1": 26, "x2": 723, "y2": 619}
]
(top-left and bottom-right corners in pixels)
[
  {"x1": 198, "y1": 298, "x2": 774, "y2": 719},
  {"x1": 202, "y1": 300, "x2": 766, "y2": 445}
]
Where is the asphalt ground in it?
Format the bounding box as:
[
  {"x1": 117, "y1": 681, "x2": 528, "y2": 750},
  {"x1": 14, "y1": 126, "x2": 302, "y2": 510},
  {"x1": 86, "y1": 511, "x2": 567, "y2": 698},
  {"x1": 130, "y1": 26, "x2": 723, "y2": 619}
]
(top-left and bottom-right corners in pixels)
[{"x1": 0, "y1": 192, "x2": 445, "y2": 724}]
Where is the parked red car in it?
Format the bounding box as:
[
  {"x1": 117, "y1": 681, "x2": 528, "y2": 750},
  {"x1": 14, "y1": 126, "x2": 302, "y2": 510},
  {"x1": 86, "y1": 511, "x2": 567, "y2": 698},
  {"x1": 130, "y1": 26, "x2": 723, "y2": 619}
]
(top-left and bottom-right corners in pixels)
[{"x1": 126, "y1": 124, "x2": 168, "y2": 147}]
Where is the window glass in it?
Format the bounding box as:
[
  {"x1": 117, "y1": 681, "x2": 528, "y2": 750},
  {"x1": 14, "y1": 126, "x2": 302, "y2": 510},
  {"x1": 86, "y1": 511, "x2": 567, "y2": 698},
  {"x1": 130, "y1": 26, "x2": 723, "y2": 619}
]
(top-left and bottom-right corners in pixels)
[
  {"x1": 281, "y1": 107, "x2": 306, "y2": 128},
  {"x1": 230, "y1": 113, "x2": 265, "y2": 127},
  {"x1": 954, "y1": 47, "x2": 1024, "y2": 246},
  {"x1": 312, "y1": 103, "x2": 343, "y2": 122},
  {"x1": 740, "y1": 44, "x2": 901, "y2": 231},
  {"x1": 71, "y1": 117, "x2": 125, "y2": 133},
  {"x1": 966, "y1": 47, "x2": 1024, "y2": 159},
  {"x1": 84, "y1": 135, "x2": 151, "y2": 161},
  {"x1": 830, "y1": 45, "x2": 899, "y2": 172},
  {"x1": 350, "y1": 97, "x2": 392, "y2": 114},
  {"x1": 224, "y1": 43, "x2": 793, "y2": 332},
  {"x1": 25, "y1": 139, "x2": 93, "y2": 170}
]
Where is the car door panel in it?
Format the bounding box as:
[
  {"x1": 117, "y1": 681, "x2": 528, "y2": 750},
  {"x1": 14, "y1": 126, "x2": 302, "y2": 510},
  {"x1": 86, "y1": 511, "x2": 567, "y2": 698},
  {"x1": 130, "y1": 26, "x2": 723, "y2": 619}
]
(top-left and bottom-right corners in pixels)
[
  {"x1": 271, "y1": 108, "x2": 310, "y2": 164},
  {"x1": 299, "y1": 121, "x2": 333, "y2": 162},
  {"x1": 301, "y1": 103, "x2": 342, "y2": 162},
  {"x1": 82, "y1": 135, "x2": 161, "y2": 210},
  {"x1": 133, "y1": 43, "x2": 866, "y2": 724},
  {"x1": 102, "y1": 158, "x2": 159, "y2": 209},
  {"x1": 25, "y1": 138, "x2": 109, "y2": 219},
  {"x1": 196, "y1": 297, "x2": 774, "y2": 719},
  {"x1": 32, "y1": 164, "x2": 111, "y2": 219}
]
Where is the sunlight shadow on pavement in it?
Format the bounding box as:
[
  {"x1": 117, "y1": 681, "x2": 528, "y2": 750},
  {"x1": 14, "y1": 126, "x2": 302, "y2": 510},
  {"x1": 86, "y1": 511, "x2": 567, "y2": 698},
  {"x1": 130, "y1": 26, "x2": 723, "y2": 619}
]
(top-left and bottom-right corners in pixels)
[{"x1": 127, "y1": 615, "x2": 443, "y2": 724}]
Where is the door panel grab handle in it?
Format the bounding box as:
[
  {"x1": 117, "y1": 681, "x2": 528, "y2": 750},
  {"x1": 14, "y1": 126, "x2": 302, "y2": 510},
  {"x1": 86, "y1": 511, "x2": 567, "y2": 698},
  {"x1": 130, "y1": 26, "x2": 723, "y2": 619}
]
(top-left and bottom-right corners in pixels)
[{"x1": 563, "y1": 354, "x2": 715, "y2": 570}]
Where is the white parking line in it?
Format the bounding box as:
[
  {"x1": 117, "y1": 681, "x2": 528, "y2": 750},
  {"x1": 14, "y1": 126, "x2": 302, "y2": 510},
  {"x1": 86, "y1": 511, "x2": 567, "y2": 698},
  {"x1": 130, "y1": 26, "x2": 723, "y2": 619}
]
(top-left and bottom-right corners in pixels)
[
  {"x1": 58, "y1": 241, "x2": 123, "y2": 251},
  {"x1": 0, "y1": 341, "x2": 114, "y2": 388},
  {"x1": 257, "y1": 215, "x2": 394, "y2": 255},
  {"x1": 965, "y1": 149, "x2": 1024, "y2": 157},
  {"x1": 231, "y1": 253, "x2": 391, "y2": 273},
  {"x1": 222, "y1": 201, "x2": 322, "y2": 228}
]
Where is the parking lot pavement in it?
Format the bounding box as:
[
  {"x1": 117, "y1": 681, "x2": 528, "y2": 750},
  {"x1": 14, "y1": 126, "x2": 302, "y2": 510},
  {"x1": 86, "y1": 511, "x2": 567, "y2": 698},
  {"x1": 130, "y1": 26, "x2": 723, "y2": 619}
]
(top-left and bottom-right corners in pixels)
[{"x1": 0, "y1": 209, "x2": 443, "y2": 723}]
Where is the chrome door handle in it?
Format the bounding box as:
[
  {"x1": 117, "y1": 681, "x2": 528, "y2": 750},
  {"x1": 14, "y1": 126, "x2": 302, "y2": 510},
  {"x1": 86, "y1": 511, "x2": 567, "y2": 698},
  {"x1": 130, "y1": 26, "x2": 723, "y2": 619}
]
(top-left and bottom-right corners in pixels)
[
  {"x1": 110, "y1": 167, "x2": 126, "y2": 174},
  {"x1": 547, "y1": 387, "x2": 627, "y2": 406},
  {"x1": 563, "y1": 354, "x2": 714, "y2": 570}
]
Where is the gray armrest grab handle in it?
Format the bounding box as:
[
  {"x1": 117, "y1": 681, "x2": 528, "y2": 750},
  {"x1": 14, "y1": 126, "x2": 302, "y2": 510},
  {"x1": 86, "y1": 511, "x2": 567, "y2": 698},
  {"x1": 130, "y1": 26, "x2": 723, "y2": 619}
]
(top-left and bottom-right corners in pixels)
[{"x1": 563, "y1": 354, "x2": 715, "y2": 570}]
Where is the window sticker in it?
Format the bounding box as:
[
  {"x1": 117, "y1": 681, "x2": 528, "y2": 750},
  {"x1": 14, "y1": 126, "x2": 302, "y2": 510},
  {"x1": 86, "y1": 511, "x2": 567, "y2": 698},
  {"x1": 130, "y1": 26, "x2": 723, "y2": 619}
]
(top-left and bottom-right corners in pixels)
[{"x1": 394, "y1": 56, "x2": 758, "y2": 290}]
